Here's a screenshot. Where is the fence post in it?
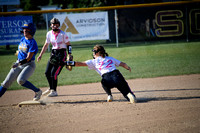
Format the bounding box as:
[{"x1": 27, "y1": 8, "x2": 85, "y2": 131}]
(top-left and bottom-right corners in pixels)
[
  {"x1": 114, "y1": 9, "x2": 119, "y2": 47},
  {"x1": 45, "y1": 13, "x2": 50, "y2": 52}
]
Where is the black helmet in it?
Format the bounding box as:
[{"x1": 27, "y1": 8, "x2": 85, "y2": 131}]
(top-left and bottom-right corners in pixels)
[{"x1": 50, "y1": 18, "x2": 60, "y2": 26}]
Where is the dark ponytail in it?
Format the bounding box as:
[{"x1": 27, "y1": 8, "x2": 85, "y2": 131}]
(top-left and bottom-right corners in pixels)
[{"x1": 93, "y1": 45, "x2": 109, "y2": 58}]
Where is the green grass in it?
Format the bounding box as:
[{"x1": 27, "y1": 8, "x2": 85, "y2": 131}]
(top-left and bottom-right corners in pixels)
[{"x1": 0, "y1": 29, "x2": 200, "y2": 90}]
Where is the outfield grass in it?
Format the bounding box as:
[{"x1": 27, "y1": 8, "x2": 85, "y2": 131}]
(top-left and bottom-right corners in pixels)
[{"x1": 0, "y1": 30, "x2": 200, "y2": 90}]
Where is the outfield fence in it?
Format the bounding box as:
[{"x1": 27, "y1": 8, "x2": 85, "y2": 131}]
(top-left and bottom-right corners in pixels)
[{"x1": 0, "y1": 1, "x2": 200, "y2": 47}]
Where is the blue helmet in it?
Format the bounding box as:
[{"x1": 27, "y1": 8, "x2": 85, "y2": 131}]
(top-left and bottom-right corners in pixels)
[{"x1": 21, "y1": 23, "x2": 36, "y2": 36}]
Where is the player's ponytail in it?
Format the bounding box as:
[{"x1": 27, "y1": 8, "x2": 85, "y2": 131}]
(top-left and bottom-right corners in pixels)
[{"x1": 93, "y1": 45, "x2": 109, "y2": 58}]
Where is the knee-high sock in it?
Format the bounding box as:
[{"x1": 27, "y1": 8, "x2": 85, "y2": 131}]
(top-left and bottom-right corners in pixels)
[
  {"x1": 22, "y1": 81, "x2": 40, "y2": 92},
  {"x1": 52, "y1": 77, "x2": 57, "y2": 91},
  {"x1": 0, "y1": 86, "x2": 7, "y2": 97}
]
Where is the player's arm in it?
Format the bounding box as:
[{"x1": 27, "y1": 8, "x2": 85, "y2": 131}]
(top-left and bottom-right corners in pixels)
[
  {"x1": 26, "y1": 52, "x2": 34, "y2": 61},
  {"x1": 119, "y1": 62, "x2": 131, "y2": 72},
  {"x1": 65, "y1": 61, "x2": 87, "y2": 67},
  {"x1": 75, "y1": 61, "x2": 87, "y2": 66},
  {"x1": 18, "y1": 52, "x2": 34, "y2": 65},
  {"x1": 66, "y1": 42, "x2": 72, "y2": 55},
  {"x1": 37, "y1": 42, "x2": 49, "y2": 62}
]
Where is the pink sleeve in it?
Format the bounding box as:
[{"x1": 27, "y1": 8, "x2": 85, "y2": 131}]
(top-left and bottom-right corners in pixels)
[{"x1": 64, "y1": 33, "x2": 69, "y2": 43}]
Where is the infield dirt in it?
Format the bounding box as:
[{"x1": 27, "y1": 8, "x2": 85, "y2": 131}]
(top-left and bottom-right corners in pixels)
[{"x1": 0, "y1": 74, "x2": 200, "y2": 133}]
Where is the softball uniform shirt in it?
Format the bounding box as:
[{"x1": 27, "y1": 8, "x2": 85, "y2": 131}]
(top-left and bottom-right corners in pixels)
[
  {"x1": 18, "y1": 37, "x2": 38, "y2": 61},
  {"x1": 85, "y1": 56, "x2": 121, "y2": 76},
  {"x1": 46, "y1": 30, "x2": 69, "y2": 49}
]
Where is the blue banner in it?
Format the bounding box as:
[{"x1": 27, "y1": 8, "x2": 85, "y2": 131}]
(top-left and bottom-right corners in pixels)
[{"x1": 0, "y1": 16, "x2": 32, "y2": 45}]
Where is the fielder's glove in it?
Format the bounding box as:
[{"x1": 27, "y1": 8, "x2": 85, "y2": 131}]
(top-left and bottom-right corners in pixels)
[
  {"x1": 66, "y1": 55, "x2": 73, "y2": 71},
  {"x1": 66, "y1": 61, "x2": 75, "y2": 66},
  {"x1": 49, "y1": 54, "x2": 64, "y2": 66}
]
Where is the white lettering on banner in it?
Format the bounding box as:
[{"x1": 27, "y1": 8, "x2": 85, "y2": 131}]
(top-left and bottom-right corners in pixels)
[
  {"x1": 76, "y1": 18, "x2": 105, "y2": 23},
  {"x1": 0, "y1": 16, "x2": 32, "y2": 45},
  {"x1": 54, "y1": 12, "x2": 109, "y2": 42},
  {"x1": 0, "y1": 27, "x2": 21, "y2": 34},
  {"x1": 0, "y1": 28, "x2": 7, "y2": 34},
  {"x1": 76, "y1": 23, "x2": 105, "y2": 27},
  {"x1": 0, "y1": 20, "x2": 26, "y2": 28},
  {"x1": 0, "y1": 39, "x2": 20, "y2": 43}
]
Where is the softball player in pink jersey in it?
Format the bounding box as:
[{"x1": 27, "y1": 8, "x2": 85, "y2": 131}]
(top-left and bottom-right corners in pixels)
[
  {"x1": 66, "y1": 45, "x2": 136, "y2": 103},
  {"x1": 37, "y1": 18, "x2": 72, "y2": 97}
]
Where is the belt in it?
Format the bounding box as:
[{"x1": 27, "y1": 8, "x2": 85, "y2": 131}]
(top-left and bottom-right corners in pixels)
[
  {"x1": 18, "y1": 59, "x2": 33, "y2": 63},
  {"x1": 52, "y1": 49, "x2": 66, "y2": 52},
  {"x1": 102, "y1": 69, "x2": 118, "y2": 77}
]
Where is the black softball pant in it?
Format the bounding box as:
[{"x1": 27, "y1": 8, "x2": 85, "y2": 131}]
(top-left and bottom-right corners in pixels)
[
  {"x1": 101, "y1": 70, "x2": 133, "y2": 99},
  {"x1": 45, "y1": 49, "x2": 66, "y2": 91}
]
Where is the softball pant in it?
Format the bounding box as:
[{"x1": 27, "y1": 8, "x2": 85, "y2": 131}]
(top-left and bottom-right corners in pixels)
[
  {"x1": 101, "y1": 70, "x2": 133, "y2": 100},
  {"x1": 1, "y1": 61, "x2": 37, "y2": 89},
  {"x1": 45, "y1": 49, "x2": 67, "y2": 91}
]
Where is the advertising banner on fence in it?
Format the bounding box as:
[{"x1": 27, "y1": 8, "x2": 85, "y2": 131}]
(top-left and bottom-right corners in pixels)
[
  {"x1": 0, "y1": 16, "x2": 32, "y2": 45},
  {"x1": 54, "y1": 12, "x2": 109, "y2": 42},
  {"x1": 118, "y1": 3, "x2": 200, "y2": 42}
]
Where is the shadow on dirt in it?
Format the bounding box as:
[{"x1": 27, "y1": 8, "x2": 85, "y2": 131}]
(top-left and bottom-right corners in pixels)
[
  {"x1": 137, "y1": 96, "x2": 200, "y2": 103},
  {"x1": 41, "y1": 88, "x2": 200, "y2": 105},
  {"x1": 135, "y1": 88, "x2": 200, "y2": 93}
]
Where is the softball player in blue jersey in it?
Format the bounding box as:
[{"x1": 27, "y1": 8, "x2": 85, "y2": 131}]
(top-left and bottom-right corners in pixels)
[
  {"x1": 66, "y1": 45, "x2": 136, "y2": 103},
  {"x1": 0, "y1": 23, "x2": 42, "y2": 101}
]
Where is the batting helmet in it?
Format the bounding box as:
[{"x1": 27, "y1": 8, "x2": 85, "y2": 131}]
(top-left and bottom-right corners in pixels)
[
  {"x1": 21, "y1": 23, "x2": 36, "y2": 36},
  {"x1": 50, "y1": 18, "x2": 60, "y2": 26}
]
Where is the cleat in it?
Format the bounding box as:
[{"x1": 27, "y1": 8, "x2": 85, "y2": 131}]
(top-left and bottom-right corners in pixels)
[
  {"x1": 33, "y1": 90, "x2": 42, "y2": 101},
  {"x1": 47, "y1": 90, "x2": 58, "y2": 97},
  {"x1": 127, "y1": 93, "x2": 137, "y2": 103},
  {"x1": 107, "y1": 95, "x2": 113, "y2": 102}
]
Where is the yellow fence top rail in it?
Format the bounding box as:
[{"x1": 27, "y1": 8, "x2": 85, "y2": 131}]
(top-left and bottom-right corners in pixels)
[{"x1": 0, "y1": 0, "x2": 200, "y2": 15}]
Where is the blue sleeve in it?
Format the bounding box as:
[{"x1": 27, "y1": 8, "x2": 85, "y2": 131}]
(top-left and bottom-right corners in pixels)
[{"x1": 28, "y1": 39, "x2": 38, "y2": 54}]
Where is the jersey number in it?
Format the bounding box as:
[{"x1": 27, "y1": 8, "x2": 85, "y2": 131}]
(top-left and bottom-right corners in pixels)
[{"x1": 98, "y1": 60, "x2": 113, "y2": 71}]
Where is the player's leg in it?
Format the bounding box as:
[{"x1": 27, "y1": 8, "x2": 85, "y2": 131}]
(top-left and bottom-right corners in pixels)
[
  {"x1": 112, "y1": 70, "x2": 136, "y2": 103},
  {"x1": 0, "y1": 67, "x2": 22, "y2": 97},
  {"x1": 47, "y1": 65, "x2": 64, "y2": 97},
  {"x1": 101, "y1": 74, "x2": 115, "y2": 102},
  {"x1": 101, "y1": 79, "x2": 112, "y2": 94},
  {"x1": 17, "y1": 62, "x2": 42, "y2": 100},
  {"x1": 117, "y1": 82, "x2": 136, "y2": 103},
  {"x1": 47, "y1": 50, "x2": 66, "y2": 97},
  {"x1": 43, "y1": 60, "x2": 54, "y2": 95},
  {"x1": 101, "y1": 85, "x2": 113, "y2": 102},
  {"x1": 44, "y1": 61, "x2": 59, "y2": 97}
]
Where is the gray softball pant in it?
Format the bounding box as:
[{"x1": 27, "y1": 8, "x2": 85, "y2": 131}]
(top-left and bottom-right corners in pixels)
[{"x1": 1, "y1": 61, "x2": 36, "y2": 89}]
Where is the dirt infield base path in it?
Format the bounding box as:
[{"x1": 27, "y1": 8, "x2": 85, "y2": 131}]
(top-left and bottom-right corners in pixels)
[{"x1": 0, "y1": 74, "x2": 200, "y2": 133}]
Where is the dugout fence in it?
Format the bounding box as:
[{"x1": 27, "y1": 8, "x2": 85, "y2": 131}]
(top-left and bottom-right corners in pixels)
[{"x1": 0, "y1": 1, "x2": 200, "y2": 48}]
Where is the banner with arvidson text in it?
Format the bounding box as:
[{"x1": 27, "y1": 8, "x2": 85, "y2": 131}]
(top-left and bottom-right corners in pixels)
[{"x1": 54, "y1": 12, "x2": 109, "y2": 42}]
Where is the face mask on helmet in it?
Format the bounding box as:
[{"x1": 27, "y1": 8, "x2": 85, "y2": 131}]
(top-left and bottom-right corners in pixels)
[
  {"x1": 50, "y1": 18, "x2": 60, "y2": 30},
  {"x1": 52, "y1": 28, "x2": 59, "y2": 31},
  {"x1": 51, "y1": 23, "x2": 60, "y2": 31},
  {"x1": 92, "y1": 49, "x2": 100, "y2": 54}
]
